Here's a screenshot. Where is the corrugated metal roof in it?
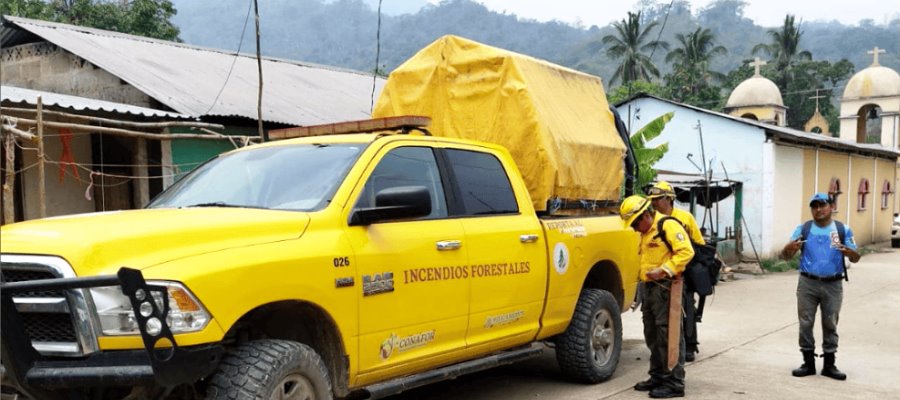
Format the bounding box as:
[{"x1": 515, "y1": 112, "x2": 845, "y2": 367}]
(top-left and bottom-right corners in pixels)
[
  {"x1": 2, "y1": 85, "x2": 191, "y2": 119},
  {"x1": 2, "y1": 16, "x2": 385, "y2": 126}
]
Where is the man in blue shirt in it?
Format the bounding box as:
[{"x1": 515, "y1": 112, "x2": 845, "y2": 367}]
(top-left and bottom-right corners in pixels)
[{"x1": 781, "y1": 193, "x2": 860, "y2": 381}]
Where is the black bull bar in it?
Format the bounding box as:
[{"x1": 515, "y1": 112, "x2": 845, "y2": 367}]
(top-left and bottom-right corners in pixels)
[{"x1": 1, "y1": 267, "x2": 222, "y2": 395}]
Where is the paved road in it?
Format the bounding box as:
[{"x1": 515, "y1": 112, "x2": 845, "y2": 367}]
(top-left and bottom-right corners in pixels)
[{"x1": 387, "y1": 247, "x2": 900, "y2": 400}]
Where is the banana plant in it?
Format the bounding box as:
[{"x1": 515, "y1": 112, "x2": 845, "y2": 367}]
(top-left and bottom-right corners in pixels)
[{"x1": 630, "y1": 111, "x2": 673, "y2": 192}]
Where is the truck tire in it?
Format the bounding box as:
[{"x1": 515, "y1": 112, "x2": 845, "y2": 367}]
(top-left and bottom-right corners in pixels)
[
  {"x1": 554, "y1": 288, "x2": 622, "y2": 383},
  {"x1": 206, "y1": 339, "x2": 333, "y2": 400},
  {"x1": 892, "y1": 238, "x2": 899, "y2": 248}
]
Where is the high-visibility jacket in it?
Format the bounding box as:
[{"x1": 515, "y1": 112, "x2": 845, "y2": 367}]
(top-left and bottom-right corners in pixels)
[
  {"x1": 639, "y1": 212, "x2": 695, "y2": 281},
  {"x1": 670, "y1": 208, "x2": 706, "y2": 245}
]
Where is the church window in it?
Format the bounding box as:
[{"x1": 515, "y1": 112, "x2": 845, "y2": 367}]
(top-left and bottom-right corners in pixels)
[
  {"x1": 857, "y1": 178, "x2": 870, "y2": 211},
  {"x1": 883, "y1": 180, "x2": 894, "y2": 210}
]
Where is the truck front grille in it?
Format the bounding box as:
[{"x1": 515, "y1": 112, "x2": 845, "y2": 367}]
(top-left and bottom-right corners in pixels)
[
  {"x1": 1, "y1": 268, "x2": 65, "y2": 298},
  {"x1": 0, "y1": 255, "x2": 99, "y2": 357},
  {"x1": 22, "y1": 313, "x2": 79, "y2": 342}
]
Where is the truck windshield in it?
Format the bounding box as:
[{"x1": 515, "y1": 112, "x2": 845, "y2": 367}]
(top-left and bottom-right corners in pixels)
[{"x1": 148, "y1": 143, "x2": 365, "y2": 212}]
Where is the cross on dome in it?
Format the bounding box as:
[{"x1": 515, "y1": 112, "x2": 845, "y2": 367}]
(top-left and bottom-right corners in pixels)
[
  {"x1": 749, "y1": 57, "x2": 767, "y2": 77},
  {"x1": 867, "y1": 47, "x2": 885, "y2": 66},
  {"x1": 809, "y1": 89, "x2": 826, "y2": 112}
]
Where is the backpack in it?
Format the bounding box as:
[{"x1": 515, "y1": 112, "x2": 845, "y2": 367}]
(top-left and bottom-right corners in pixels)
[
  {"x1": 799, "y1": 220, "x2": 849, "y2": 282},
  {"x1": 654, "y1": 216, "x2": 722, "y2": 297}
]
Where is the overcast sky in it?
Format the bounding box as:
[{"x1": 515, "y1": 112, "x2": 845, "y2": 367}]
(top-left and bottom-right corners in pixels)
[{"x1": 367, "y1": 0, "x2": 900, "y2": 28}]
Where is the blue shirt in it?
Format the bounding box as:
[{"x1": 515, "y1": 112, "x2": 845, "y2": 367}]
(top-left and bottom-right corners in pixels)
[{"x1": 790, "y1": 221, "x2": 857, "y2": 277}]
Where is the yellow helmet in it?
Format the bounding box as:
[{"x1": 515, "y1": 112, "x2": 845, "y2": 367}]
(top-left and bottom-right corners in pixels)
[
  {"x1": 647, "y1": 181, "x2": 675, "y2": 199},
  {"x1": 620, "y1": 195, "x2": 651, "y2": 228}
]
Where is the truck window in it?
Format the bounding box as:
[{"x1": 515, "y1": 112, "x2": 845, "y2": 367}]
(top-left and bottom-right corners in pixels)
[
  {"x1": 445, "y1": 149, "x2": 518, "y2": 216},
  {"x1": 355, "y1": 146, "x2": 448, "y2": 218},
  {"x1": 148, "y1": 143, "x2": 363, "y2": 211}
]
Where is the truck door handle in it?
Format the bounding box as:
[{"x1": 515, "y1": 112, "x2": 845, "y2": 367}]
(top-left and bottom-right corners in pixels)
[
  {"x1": 436, "y1": 240, "x2": 462, "y2": 251},
  {"x1": 520, "y1": 234, "x2": 539, "y2": 243}
]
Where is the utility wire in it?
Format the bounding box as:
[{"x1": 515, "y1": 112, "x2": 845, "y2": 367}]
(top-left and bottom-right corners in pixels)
[
  {"x1": 676, "y1": 86, "x2": 840, "y2": 109},
  {"x1": 648, "y1": 0, "x2": 675, "y2": 61},
  {"x1": 370, "y1": 0, "x2": 383, "y2": 113},
  {"x1": 203, "y1": 0, "x2": 254, "y2": 116}
]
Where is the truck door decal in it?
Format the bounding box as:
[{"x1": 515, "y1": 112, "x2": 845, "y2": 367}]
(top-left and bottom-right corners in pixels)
[
  {"x1": 334, "y1": 277, "x2": 355, "y2": 288},
  {"x1": 553, "y1": 242, "x2": 570, "y2": 274},
  {"x1": 362, "y1": 272, "x2": 394, "y2": 296},
  {"x1": 484, "y1": 310, "x2": 525, "y2": 328},
  {"x1": 379, "y1": 330, "x2": 437, "y2": 360},
  {"x1": 545, "y1": 220, "x2": 587, "y2": 238}
]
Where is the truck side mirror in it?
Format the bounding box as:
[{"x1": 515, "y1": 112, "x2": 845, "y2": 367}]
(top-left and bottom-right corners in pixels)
[{"x1": 349, "y1": 186, "x2": 432, "y2": 226}]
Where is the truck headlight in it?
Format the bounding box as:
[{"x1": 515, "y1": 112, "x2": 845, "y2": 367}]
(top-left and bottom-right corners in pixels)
[{"x1": 89, "y1": 282, "x2": 211, "y2": 336}]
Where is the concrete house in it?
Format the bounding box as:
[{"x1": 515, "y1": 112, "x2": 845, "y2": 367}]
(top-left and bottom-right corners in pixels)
[{"x1": 617, "y1": 94, "x2": 899, "y2": 259}]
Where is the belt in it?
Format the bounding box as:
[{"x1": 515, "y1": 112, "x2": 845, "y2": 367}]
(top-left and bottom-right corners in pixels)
[{"x1": 800, "y1": 271, "x2": 843, "y2": 282}]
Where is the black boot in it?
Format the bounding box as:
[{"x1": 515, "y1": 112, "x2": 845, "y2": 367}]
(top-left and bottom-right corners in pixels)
[
  {"x1": 634, "y1": 379, "x2": 662, "y2": 391},
  {"x1": 649, "y1": 386, "x2": 685, "y2": 398},
  {"x1": 821, "y1": 353, "x2": 847, "y2": 380},
  {"x1": 685, "y1": 345, "x2": 698, "y2": 362},
  {"x1": 792, "y1": 350, "x2": 816, "y2": 377}
]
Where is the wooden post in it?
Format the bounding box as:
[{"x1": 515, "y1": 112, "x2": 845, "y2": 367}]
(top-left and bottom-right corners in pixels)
[
  {"x1": 37, "y1": 97, "x2": 47, "y2": 218},
  {"x1": 667, "y1": 277, "x2": 684, "y2": 370},
  {"x1": 253, "y1": 0, "x2": 267, "y2": 142},
  {"x1": 2, "y1": 134, "x2": 15, "y2": 224},
  {"x1": 133, "y1": 138, "x2": 150, "y2": 208}
]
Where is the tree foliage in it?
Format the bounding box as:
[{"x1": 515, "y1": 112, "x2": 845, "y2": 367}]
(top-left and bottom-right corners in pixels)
[
  {"x1": 752, "y1": 15, "x2": 812, "y2": 90},
  {"x1": 664, "y1": 27, "x2": 727, "y2": 107},
  {"x1": 732, "y1": 14, "x2": 857, "y2": 130},
  {"x1": 781, "y1": 59, "x2": 855, "y2": 130},
  {"x1": 719, "y1": 56, "x2": 855, "y2": 130},
  {"x1": 630, "y1": 112, "x2": 674, "y2": 191},
  {"x1": 607, "y1": 80, "x2": 669, "y2": 105},
  {"x1": 1, "y1": 0, "x2": 180, "y2": 41},
  {"x1": 601, "y1": 11, "x2": 669, "y2": 84}
]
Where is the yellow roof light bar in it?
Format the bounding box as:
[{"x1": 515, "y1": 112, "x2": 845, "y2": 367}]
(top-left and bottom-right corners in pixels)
[{"x1": 269, "y1": 115, "x2": 431, "y2": 140}]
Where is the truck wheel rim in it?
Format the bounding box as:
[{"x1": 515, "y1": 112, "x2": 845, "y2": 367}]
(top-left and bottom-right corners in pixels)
[
  {"x1": 270, "y1": 373, "x2": 315, "y2": 400},
  {"x1": 591, "y1": 309, "x2": 614, "y2": 365}
]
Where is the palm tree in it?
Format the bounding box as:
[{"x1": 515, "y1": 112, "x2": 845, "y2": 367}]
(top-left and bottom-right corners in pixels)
[
  {"x1": 665, "y1": 27, "x2": 727, "y2": 100},
  {"x1": 602, "y1": 11, "x2": 669, "y2": 85},
  {"x1": 752, "y1": 15, "x2": 812, "y2": 89}
]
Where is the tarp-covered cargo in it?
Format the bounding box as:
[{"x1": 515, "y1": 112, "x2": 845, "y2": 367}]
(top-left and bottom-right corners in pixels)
[{"x1": 373, "y1": 35, "x2": 626, "y2": 212}]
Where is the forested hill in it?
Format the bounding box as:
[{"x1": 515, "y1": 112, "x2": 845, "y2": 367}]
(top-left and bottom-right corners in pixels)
[{"x1": 171, "y1": 0, "x2": 899, "y2": 84}]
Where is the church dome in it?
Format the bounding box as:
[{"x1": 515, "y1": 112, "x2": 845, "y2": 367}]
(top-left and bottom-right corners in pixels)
[
  {"x1": 842, "y1": 65, "x2": 900, "y2": 100},
  {"x1": 726, "y1": 76, "x2": 784, "y2": 108}
]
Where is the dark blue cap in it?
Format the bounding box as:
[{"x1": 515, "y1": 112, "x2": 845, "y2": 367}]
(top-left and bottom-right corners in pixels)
[{"x1": 808, "y1": 192, "x2": 832, "y2": 206}]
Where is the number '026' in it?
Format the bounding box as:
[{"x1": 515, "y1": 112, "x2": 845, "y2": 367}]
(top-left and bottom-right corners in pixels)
[{"x1": 333, "y1": 257, "x2": 350, "y2": 267}]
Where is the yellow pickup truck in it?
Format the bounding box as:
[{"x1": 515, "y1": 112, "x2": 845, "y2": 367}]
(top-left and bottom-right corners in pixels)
[{"x1": 0, "y1": 36, "x2": 640, "y2": 400}]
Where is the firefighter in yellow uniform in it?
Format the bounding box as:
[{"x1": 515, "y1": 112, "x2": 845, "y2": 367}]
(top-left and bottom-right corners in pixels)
[
  {"x1": 648, "y1": 182, "x2": 704, "y2": 244},
  {"x1": 621, "y1": 195, "x2": 693, "y2": 398},
  {"x1": 648, "y1": 181, "x2": 704, "y2": 362}
]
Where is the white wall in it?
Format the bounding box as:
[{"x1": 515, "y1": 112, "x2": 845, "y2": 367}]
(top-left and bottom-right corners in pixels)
[
  {"x1": 769, "y1": 143, "x2": 805, "y2": 252},
  {"x1": 618, "y1": 98, "x2": 771, "y2": 258}
]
